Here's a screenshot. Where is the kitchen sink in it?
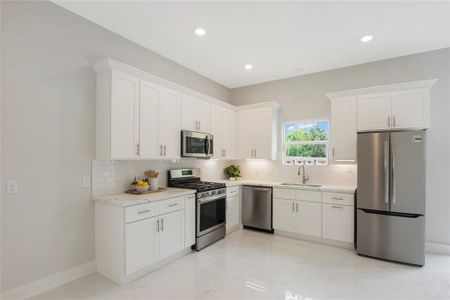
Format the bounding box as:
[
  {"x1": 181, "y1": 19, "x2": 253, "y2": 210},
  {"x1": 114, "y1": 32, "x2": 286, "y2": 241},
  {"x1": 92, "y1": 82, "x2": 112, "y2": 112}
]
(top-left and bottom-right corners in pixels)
[{"x1": 280, "y1": 183, "x2": 322, "y2": 187}]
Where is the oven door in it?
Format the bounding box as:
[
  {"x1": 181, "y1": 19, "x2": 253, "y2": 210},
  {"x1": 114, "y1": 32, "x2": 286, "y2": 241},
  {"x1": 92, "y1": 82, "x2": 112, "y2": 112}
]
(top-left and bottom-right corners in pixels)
[
  {"x1": 182, "y1": 130, "x2": 213, "y2": 158},
  {"x1": 197, "y1": 194, "x2": 226, "y2": 237}
]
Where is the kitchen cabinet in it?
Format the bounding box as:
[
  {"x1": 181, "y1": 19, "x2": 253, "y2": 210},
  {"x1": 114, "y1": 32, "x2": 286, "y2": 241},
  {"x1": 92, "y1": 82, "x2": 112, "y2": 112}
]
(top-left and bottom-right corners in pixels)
[
  {"x1": 357, "y1": 92, "x2": 391, "y2": 131},
  {"x1": 125, "y1": 216, "x2": 159, "y2": 275},
  {"x1": 95, "y1": 193, "x2": 195, "y2": 284},
  {"x1": 295, "y1": 201, "x2": 322, "y2": 237},
  {"x1": 273, "y1": 198, "x2": 295, "y2": 232},
  {"x1": 226, "y1": 186, "x2": 240, "y2": 232},
  {"x1": 210, "y1": 105, "x2": 235, "y2": 159},
  {"x1": 330, "y1": 96, "x2": 357, "y2": 164},
  {"x1": 236, "y1": 103, "x2": 279, "y2": 160},
  {"x1": 181, "y1": 94, "x2": 210, "y2": 133},
  {"x1": 158, "y1": 88, "x2": 181, "y2": 158},
  {"x1": 391, "y1": 88, "x2": 429, "y2": 129},
  {"x1": 322, "y1": 203, "x2": 354, "y2": 243}
]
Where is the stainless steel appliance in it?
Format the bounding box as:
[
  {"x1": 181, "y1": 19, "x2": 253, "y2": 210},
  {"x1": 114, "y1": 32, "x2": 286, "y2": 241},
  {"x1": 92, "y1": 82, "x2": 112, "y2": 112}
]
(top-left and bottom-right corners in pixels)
[
  {"x1": 181, "y1": 130, "x2": 213, "y2": 158},
  {"x1": 168, "y1": 168, "x2": 226, "y2": 250},
  {"x1": 242, "y1": 185, "x2": 273, "y2": 232},
  {"x1": 356, "y1": 130, "x2": 426, "y2": 266}
]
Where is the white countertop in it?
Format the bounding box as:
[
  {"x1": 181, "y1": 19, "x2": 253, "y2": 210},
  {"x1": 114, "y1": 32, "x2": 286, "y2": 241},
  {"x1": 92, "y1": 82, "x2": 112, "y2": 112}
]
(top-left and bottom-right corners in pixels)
[
  {"x1": 214, "y1": 179, "x2": 356, "y2": 194},
  {"x1": 95, "y1": 188, "x2": 196, "y2": 207}
]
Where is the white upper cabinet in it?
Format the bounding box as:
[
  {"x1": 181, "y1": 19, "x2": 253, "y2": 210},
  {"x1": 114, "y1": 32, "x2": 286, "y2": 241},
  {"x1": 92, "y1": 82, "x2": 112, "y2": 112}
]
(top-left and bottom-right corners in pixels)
[
  {"x1": 330, "y1": 96, "x2": 357, "y2": 164},
  {"x1": 236, "y1": 103, "x2": 279, "y2": 160},
  {"x1": 181, "y1": 94, "x2": 210, "y2": 133},
  {"x1": 158, "y1": 88, "x2": 181, "y2": 159},
  {"x1": 391, "y1": 88, "x2": 430, "y2": 129},
  {"x1": 357, "y1": 92, "x2": 391, "y2": 131},
  {"x1": 210, "y1": 105, "x2": 235, "y2": 159},
  {"x1": 139, "y1": 80, "x2": 159, "y2": 159}
]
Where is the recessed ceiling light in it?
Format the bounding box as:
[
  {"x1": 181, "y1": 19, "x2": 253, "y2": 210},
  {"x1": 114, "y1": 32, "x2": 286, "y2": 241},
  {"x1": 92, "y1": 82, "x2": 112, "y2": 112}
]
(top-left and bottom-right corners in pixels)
[
  {"x1": 360, "y1": 35, "x2": 373, "y2": 42},
  {"x1": 244, "y1": 64, "x2": 253, "y2": 70},
  {"x1": 194, "y1": 28, "x2": 206, "y2": 36}
]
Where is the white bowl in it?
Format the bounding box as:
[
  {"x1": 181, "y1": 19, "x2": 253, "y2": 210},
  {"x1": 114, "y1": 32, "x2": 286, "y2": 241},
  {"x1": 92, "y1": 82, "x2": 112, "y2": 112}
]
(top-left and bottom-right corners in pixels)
[{"x1": 135, "y1": 185, "x2": 149, "y2": 193}]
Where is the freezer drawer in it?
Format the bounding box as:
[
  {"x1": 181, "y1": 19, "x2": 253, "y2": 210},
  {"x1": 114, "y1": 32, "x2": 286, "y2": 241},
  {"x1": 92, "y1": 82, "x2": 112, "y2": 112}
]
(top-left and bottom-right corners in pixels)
[{"x1": 356, "y1": 209, "x2": 425, "y2": 266}]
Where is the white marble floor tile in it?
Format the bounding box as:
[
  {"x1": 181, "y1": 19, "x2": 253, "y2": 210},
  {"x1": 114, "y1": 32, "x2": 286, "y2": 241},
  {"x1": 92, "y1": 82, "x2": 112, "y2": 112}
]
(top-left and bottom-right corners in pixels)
[{"x1": 29, "y1": 229, "x2": 450, "y2": 300}]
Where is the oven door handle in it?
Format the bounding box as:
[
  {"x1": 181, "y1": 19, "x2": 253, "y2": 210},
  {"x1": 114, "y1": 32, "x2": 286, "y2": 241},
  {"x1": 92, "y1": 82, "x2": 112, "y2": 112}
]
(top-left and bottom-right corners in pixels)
[{"x1": 199, "y1": 194, "x2": 225, "y2": 204}]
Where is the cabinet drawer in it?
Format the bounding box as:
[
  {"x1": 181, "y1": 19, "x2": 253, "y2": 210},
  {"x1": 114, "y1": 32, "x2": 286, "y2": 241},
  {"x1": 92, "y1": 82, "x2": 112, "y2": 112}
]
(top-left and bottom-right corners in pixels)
[
  {"x1": 273, "y1": 188, "x2": 296, "y2": 200},
  {"x1": 158, "y1": 197, "x2": 184, "y2": 215},
  {"x1": 295, "y1": 190, "x2": 321, "y2": 203},
  {"x1": 227, "y1": 186, "x2": 239, "y2": 197},
  {"x1": 323, "y1": 192, "x2": 354, "y2": 206},
  {"x1": 125, "y1": 202, "x2": 158, "y2": 223},
  {"x1": 323, "y1": 204, "x2": 354, "y2": 243}
]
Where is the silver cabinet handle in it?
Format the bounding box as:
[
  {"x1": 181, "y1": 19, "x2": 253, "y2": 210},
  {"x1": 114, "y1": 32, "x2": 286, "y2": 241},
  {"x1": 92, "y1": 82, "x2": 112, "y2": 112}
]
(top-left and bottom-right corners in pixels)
[
  {"x1": 156, "y1": 219, "x2": 160, "y2": 232},
  {"x1": 296, "y1": 202, "x2": 299, "y2": 212},
  {"x1": 383, "y1": 140, "x2": 390, "y2": 204},
  {"x1": 332, "y1": 147, "x2": 335, "y2": 158},
  {"x1": 254, "y1": 149, "x2": 256, "y2": 158},
  {"x1": 136, "y1": 144, "x2": 140, "y2": 156},
  {"x1": 168, "y1": 203, "x2": 178, "y2": 207},
  {"x1": 160, "y1": 145, "x2": 163, "y2": 156},
  {"x1": 331, "y1": 197, "x2": 343, "y2": 200},
  {"x1": 332, "y1": 205, "x2": 344, "y2": 209},
  {"x1": 163, "y1": 145, "x2": 167, "y2": 156},
  {"x1": 392, "y1": 143, "x2": 396, "y2": 204},
  {"x1": 393, "y1": 115, "x2": 396, "y2": 127},
  {"x1": 292, "y1": 202, "x2": 295, "y2": 212},
  {"x1": 161, "y1": 218, "x2": 164, "y2": 231},
  {"x1": 387, "y1": 116, "x2": 391, "y2": 128},
  {"x1": 138, "y1": 209, "x2": 150, "y2": 214}
]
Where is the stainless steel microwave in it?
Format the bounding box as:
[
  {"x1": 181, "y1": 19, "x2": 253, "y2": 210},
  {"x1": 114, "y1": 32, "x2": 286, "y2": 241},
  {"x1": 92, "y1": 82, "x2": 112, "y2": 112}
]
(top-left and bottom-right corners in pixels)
[{"x1": 181, "y1": 130, "x2": 214, "y2": 158}]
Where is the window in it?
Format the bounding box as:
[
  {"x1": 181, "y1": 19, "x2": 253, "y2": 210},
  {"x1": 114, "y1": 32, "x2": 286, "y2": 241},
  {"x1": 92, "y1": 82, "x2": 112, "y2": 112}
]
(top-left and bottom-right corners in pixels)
[{"x1": 283, "y1": 119, "x2": 329, "y2": 166}]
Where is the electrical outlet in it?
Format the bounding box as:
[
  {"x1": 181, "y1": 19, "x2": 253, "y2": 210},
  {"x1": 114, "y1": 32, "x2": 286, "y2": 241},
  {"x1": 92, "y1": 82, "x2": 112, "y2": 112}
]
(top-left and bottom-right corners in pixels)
[
  {"x1": 82, "y1": 177, "x2": 91, "y2": 188},
  {"x1": 7, "y1": 180, "x2": 18, "y2": 194}
]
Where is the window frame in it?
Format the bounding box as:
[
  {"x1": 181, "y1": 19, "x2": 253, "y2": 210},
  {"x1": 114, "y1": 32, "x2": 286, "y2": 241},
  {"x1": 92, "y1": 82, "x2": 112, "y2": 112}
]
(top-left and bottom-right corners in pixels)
[{"x1": 282, "y1": 118, "x2": 330, "y2": 166}]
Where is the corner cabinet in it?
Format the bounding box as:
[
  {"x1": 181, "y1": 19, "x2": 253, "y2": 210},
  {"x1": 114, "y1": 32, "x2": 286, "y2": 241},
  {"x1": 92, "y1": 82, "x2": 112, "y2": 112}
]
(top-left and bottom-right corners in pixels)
[
  {"x1": 210, "y1": 105, "x2": 235, "y2": 159},
  {"x1": 93, "y1": 62, "x2": 181, "y2": 160},
  {"x1": 236, "y1": 103, "x2": 279, "y2": 160},
  {"x1": 95, "y1": 194, "x2": 196, "y2": 284}
]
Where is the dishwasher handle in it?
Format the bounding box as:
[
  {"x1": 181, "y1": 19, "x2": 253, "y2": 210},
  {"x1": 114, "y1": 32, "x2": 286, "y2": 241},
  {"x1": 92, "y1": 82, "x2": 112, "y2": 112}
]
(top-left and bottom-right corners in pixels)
[{"x1": 243, "y1": 186, "x2": 272, "y2": 193}]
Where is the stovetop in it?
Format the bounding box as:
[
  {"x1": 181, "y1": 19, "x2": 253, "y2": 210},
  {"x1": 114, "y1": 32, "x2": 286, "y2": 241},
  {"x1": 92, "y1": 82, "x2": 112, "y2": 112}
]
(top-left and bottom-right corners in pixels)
[{"x1": 169, "y1": 180, "x2": 226, "y2": 192}]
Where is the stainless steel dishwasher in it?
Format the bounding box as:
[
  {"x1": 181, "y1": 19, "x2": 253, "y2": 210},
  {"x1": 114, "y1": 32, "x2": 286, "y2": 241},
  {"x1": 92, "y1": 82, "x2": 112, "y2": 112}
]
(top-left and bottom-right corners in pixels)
[{"x1": 242, "y1": 185, "x2": 273, "y2": 233}]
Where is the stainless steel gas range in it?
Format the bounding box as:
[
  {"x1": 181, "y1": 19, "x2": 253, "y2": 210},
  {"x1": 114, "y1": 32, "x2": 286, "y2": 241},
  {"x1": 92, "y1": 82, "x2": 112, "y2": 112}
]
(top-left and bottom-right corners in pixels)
[{"x1": 168, "y1": 168, "x2": 226, "y2": 250}]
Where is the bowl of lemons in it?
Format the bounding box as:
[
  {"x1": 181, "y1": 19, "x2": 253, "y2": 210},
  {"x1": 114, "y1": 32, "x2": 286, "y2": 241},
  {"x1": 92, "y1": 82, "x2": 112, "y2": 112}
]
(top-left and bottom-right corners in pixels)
[{"x1": 135, "y1": 180, "x2": 150, "y2": 193}]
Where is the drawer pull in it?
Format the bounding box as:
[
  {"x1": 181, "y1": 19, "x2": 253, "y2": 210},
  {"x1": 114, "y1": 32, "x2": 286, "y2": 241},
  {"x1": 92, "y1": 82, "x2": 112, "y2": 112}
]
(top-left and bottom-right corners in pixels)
[
  {"x1": 168, "y1": 203, "x2": 179, "y2": 207},
  {"x1": 138, "y1": 209, "x2": 151, "y2": 214},
  {"x1": 332, "y1": 206, "x2": 344, "y2": 209},
  {"x1": 331, "y1": 197, "x2": 343, "y2": 200}
]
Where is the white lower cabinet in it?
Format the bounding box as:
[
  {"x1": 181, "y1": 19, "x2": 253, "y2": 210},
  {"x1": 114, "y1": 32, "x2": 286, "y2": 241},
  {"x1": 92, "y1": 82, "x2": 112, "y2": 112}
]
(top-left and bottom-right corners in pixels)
[
  {"x1": 273, "y1": 188, "x2": 354, "y2": 245},
  {"x1": 95, "y1": 194, "x2": 196, "y2": 284},
  {"x1": 226, "y1": 187, "x2": 240, "y2": 232},
  {"x1": 322, "y1": 204, "x2": 354, "y2": 243}
]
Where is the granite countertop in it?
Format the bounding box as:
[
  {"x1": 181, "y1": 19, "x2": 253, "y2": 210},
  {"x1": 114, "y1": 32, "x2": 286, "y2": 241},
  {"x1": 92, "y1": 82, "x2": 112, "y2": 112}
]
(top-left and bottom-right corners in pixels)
[
  {"x1": 213, "y1": 179, "x2": 356, "y2": 194},
  {"x1": 94, "y1": 187, "x2": 196, "y2": 207}
]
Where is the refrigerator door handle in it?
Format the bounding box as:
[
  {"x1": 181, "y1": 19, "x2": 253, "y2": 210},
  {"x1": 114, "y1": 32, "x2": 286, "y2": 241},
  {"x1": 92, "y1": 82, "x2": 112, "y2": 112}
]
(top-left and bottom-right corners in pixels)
[
  {"x1": 383, "y1": 140, "x2": 390, "y2": 204},
  {"x1": 392, "y1": 143, "x2": 396, "y2": 204}
]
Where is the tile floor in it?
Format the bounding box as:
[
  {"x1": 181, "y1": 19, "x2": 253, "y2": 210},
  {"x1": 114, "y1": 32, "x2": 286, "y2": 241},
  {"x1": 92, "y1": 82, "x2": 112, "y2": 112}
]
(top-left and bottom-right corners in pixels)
[{"x1": 30, "y1": 229, "x2": 450, "y2": 300}]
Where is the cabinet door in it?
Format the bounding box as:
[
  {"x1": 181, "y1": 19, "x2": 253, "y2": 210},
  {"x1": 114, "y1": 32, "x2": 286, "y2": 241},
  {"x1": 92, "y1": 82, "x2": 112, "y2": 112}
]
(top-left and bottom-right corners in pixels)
[
  {"x1": 125, "y1": 217, "x2": 159, "y2": 275},
  {"x1": 184, "y1": 195, "x2": 196, "y2": 247},
  {"x1": 139, "y1": 80, "x2": 159, "y2": 158},
  {"x1": 110, "y1": 71, "x2": 140, "y2": 159},
  {"x1": 158, "y1": 89, "x2": 181, "y2": 159},
  {"x1": 391, "y1": 88, "x2": 429, "y2": 129},
  {"x1": 223, "y1": 109, "x2": 235, "y2": 159},
  {"x1": 159, "y1": 210, "x2": 184, "y2": 260},
  {"x1": 253, "y1": 108, "x2": 273, "y2": 159},
  {"x1": 295, "y1": 201, "x2": 322, "y2": 237},
  {"x1": 273, "y1": 198, "x2": 295, "y2": 232},
  {"x1": 357, "y1": 93, "x2": 391, "y2": 131},
  {"x1": 196, "y1": 101, "x2": 210, "y2": 133},
  {"x1": 322, "y1": 204, "x2": 354, "y2": 243},
  {"x1": 330, "y1": 96, "x2": 357, "y2": 163},
  {"x1": 226, "y1": 195, "x2": 239, "y2": 231},
  {"x1": 210, "y1": 105, "x2": 224, "y2": 158},
  {"x1": 236, "y1": 110, "x2": 255, "y2": 159},
  {"x1": 181, "y1": 95, "x2": 196, "y2": 131}
]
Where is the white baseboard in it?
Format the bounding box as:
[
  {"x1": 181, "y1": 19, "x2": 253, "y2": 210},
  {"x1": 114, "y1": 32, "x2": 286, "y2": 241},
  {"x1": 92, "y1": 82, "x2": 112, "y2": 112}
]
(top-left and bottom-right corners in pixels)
[
  {"x1": 426, "y1": 242, "x2": 450, "y2": 255},
  {"x1": 1, "y1": 260, "x2": 96, "y2": 300}
]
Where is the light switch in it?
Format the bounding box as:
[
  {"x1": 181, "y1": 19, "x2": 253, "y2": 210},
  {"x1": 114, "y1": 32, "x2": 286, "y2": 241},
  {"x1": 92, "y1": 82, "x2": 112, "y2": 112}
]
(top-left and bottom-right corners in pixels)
[
  {"x1": 7, "y1": 180, "x2": 18, "y2": 194},
  {"x1": 82, "y1": 177, "x2": 91, "y2": 188}
]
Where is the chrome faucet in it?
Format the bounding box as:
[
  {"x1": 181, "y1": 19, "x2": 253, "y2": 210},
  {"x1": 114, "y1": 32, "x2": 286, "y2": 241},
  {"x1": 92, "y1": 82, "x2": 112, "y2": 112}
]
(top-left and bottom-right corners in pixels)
[{"x1": 298, "y1": 164, "x2": 310, "y2": 184}]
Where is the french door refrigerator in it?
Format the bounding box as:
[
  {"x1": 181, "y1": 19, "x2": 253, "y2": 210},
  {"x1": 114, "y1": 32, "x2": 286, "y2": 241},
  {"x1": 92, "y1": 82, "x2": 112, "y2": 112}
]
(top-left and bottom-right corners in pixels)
[{"x1": 356, "y1": 130, "x2": 426, "y2": 266}]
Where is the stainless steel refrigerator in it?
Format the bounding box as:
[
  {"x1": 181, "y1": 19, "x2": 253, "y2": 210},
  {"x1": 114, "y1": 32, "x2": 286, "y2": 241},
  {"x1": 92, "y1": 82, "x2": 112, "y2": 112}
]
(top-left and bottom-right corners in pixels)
[{"x1": 356, "y1": 130, "x2": 426, "y2": 266}]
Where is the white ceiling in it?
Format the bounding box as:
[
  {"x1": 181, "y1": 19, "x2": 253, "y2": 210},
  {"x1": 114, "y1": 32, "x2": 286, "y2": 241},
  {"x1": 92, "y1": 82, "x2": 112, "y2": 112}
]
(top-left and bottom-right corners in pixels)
[{"x1": 53, "y1": 1, "x2": 450, "y2": 88}]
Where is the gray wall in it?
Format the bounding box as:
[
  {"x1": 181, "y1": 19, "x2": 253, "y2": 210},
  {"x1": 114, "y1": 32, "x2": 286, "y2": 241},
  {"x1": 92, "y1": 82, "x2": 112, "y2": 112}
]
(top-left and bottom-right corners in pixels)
[
  {"x1": 0, "y1": 1, "x2": 230, "y2": 291},
  {"x1": 231, "y1": 48, "x2": 450, "y2": 246}
]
